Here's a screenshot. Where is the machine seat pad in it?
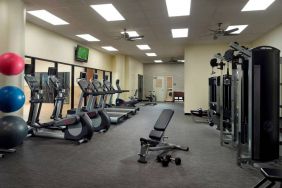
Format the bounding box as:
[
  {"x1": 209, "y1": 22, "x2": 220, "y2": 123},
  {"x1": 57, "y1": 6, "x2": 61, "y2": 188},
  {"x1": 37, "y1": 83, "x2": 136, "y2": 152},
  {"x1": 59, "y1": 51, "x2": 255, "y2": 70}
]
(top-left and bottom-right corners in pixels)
[
  {"x1": 153, "y1": 109, "x2": 174, "y2": 131},
  {"x1": 261, "y1": 168, "x2": 282, "y2": 181},
  {"x1": 149, "y1": 130, "x2": 164, "y2": 141}
]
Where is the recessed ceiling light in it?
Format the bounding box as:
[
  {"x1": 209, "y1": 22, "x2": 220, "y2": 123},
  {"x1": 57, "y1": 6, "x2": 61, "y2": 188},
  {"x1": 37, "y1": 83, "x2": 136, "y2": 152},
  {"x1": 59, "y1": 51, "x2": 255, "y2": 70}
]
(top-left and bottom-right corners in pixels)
[
  {"x1": 76, "y1": 34, "x2": 100, "y2": 42},
  {"x1": 146, "y1": 53, "x2": 157, "y2": 57},
  {"x1": 27, "y1": 10, "x2": 69, "y2": 25},
  {"x1": 154, "y1": 60, "x2": 163, "y2": 63},
  {"x1": 90, "y1": 4, "x2": 125, "y2": 21},
  {"x1": 225, "y1": 25, "x2": 248, "y2": 34},
  {"x1": 121, "y1": 31, "x2": 139, "y2": 37},
  {"x1": 171, "y1": 28, "x2": 189, "y2": 38},
  {"x1": 102, "y1": 46, "x2": 118, "y2": 51},
  {"x1": 242, "y1": 0, "x2": 276, "y2": 11},
  {"x1": 136, "y1": 45, "x2": 151, "y2": 50},
  {"x1": 178, "y1": 60, "x2": 185, "y2": 63},
  {"x1": 165, "y1": 0, "x2": 191, "y2": 17}
]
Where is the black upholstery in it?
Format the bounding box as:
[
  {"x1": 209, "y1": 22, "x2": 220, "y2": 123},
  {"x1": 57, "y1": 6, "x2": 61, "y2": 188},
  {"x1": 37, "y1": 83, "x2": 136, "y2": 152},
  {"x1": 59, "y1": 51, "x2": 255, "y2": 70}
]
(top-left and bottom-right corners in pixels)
[
  {"x1": 261, "y1": 168, "x2": 282, "y2": 181},
  {"x1": 149, "y1": 130, "x2": 164, "y2": 141},
  {"x1": 153, "y1": 109, "x2": 174, "y2": 131}
]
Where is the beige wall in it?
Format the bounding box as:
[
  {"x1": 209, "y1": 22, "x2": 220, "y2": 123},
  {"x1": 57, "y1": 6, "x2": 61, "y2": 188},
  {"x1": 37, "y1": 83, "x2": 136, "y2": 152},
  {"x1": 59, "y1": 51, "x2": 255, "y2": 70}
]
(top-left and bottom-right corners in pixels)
[
  {"x1": 125, "y1": 57, "x2": 144, "y2": 98},
  {"x1": 24, "y1": 22, "x2": 144, "y2": 117},
  {"x1": 112, "y1": 55, "x2": 143, "y2": 100},
  {"x1": 25, "y1": 22, "x2": 113, "y2": 71},
  {"x1": 184, "y1": 44, "x2": 228, "y2": 113},
  {"x1": 143, "y1": 64, "x2": 184, "y2": 97},
  {"x1": 252, "y1": 24, "x2": 282, "y2": 51}
]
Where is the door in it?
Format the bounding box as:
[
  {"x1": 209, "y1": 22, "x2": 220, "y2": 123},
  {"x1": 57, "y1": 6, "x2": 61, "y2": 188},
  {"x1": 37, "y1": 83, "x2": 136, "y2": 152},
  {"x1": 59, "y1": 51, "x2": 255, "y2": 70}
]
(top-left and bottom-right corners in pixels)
[
  {"x1": 153, "y1": 76, "x2": 166, "y2": 102},
  {"x1": 165, "y1": 76, "x2": 173, "y2": 102},
  {"x1": 138, "y1": 74, "x2": 143, "y2": 100}
]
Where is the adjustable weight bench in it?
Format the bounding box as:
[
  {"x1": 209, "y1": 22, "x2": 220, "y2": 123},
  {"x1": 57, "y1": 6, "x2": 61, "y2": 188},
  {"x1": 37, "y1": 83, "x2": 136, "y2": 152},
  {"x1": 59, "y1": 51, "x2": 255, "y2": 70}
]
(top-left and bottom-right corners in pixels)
[
  {"x1": 138, "y1": 109, "x2": 189, "y2": 163},
  {"x1": 254, "y1": 168, "x2": 282, "y2": 188}
]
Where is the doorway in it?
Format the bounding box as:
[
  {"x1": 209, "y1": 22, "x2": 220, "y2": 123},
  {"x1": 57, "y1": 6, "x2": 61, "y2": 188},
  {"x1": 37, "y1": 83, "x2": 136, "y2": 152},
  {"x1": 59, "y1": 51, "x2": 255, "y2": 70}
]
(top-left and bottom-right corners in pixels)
[
  {"x1": 138, "y1": 74, "x2": 143, "y2": 100},
  {"x1": 153, "y1": 76, "x2": 173, "y2": 102}
]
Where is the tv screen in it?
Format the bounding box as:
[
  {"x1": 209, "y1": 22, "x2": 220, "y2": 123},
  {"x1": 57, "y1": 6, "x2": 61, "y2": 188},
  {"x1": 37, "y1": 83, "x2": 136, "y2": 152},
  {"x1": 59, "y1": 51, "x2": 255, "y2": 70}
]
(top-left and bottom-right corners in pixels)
[{"x1": 75, "y1": 45, "x2": 89, "y2": 62}]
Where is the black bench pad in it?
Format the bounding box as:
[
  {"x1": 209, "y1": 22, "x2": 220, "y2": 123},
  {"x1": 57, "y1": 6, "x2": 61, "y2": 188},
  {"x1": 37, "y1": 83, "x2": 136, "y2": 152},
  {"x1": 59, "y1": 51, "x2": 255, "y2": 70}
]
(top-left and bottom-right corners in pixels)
[
  {"x1": 154, "y1": 109, "x2": 174, "y2": 131},
  {"x1": 149, "y1": 130, "x2": 164, "y2": 141},
  {"x1": 261, "y1": 168, "x2": 282, "y2": 181}
]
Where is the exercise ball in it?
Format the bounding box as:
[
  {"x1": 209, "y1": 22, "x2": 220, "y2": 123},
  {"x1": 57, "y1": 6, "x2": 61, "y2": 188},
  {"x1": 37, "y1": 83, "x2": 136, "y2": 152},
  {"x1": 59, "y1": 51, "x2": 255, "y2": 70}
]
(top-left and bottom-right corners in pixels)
[
  {"x1": 0, "y1": 52, "x2": 24, "y2": 75},
  {"x1": 0, "y1": 86, "x2": 25, "y2": 113},
  {"x1": 0, "y1": 116, "x2": 28, "y2": 149}
]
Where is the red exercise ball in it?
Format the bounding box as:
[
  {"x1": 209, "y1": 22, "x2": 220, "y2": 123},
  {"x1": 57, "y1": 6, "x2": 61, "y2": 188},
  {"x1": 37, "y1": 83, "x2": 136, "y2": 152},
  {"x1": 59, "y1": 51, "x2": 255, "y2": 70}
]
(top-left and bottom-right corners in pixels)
[{"x1": 0, "y1": 52, "x2": 25, "y2": 75}]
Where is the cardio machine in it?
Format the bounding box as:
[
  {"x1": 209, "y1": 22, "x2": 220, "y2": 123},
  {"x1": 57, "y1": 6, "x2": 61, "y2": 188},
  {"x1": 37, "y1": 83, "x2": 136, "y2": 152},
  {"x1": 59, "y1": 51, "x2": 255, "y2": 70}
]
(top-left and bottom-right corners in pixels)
[
  {"x1": 103, "y1": 77, "x2": 137, "y2": 114},
  {"x1": 92, "y1": 74, "x2": 128, "y2": 124},
  {"x1": 68, "y1": 72, "x2": 111, "y2": 132},
  {"x1": 144, "y1": 91, "x2": 157, "y2": 106},
  {"x1": 24, "y1": 65, "x2": 93, "y2": 144},
  {"x1": 115, "y1": 79, "x2": 139, "y2": 109}
]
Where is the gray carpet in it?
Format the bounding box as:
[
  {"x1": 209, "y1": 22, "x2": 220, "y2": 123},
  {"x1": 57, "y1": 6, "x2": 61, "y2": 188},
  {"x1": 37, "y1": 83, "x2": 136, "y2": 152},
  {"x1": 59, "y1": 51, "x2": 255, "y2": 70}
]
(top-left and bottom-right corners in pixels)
[{"x1": 0, "y1": 103, "x2": 268, "y2": 188}]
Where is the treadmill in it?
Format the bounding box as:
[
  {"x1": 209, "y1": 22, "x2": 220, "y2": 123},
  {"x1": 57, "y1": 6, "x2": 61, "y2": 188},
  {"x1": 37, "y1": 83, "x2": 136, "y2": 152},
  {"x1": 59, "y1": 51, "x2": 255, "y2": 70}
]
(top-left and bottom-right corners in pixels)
[
  {"x1": 92, "y1": 74, "x2": 128, "y2": 124},
  {"x1": 103, "y1": 78, "x2": 137, "y2": 115},
  {"x1": 115, "y1": 79, "x2": 140, "y2": 111}
]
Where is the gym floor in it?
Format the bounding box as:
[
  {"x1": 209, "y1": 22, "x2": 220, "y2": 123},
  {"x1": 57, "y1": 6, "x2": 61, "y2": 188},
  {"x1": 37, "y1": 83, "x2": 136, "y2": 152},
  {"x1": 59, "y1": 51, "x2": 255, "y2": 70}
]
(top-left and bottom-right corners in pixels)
[{"x1": 0, "y1": 103, "x2": 265, "y2": 188}]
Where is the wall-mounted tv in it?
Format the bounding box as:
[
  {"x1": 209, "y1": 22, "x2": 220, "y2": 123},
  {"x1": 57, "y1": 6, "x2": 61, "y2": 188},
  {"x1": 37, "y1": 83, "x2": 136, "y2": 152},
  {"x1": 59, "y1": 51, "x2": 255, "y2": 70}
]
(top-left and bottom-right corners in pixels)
[{"x1": 75, "y1": 45, "x2": 89, "y2": 62}]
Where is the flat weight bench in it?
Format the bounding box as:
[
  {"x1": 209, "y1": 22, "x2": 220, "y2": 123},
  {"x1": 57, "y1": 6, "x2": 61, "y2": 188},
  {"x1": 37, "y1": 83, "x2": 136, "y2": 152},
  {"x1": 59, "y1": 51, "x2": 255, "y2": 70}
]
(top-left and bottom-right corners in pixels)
[
  {"x1": 254, "y1": 168, "x2": 282, "y2": 188},
  {"x1": 138, "y1": 109, "x2": 189, "y2": 163}
]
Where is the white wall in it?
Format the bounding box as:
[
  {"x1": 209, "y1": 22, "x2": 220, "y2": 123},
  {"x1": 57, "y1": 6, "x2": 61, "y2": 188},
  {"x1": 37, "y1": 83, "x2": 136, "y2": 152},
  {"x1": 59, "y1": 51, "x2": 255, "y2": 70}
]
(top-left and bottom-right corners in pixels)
[
  {"x1": 184, "y1": 44, "x2": 228, "y2": 113},
  {"x1": 143, "y1": 64, "x2": 184, "y2": 96},
  {"x1": 25, "y1": 22, "x2": 113, "y2": 71}
]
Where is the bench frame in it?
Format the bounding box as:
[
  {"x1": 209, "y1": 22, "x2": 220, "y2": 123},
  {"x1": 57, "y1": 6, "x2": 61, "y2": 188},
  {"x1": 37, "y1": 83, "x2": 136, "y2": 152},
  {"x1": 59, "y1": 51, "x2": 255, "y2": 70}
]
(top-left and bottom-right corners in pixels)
[
  {"x1": 254, "y1": 168, "x2": 282, "y2": 188},
  {"x1": 0, "y1": 148, "x2": 16, "y2": 158},
  {"x1": 138, "y1": 109, "x2": 189, "y2": 163}
]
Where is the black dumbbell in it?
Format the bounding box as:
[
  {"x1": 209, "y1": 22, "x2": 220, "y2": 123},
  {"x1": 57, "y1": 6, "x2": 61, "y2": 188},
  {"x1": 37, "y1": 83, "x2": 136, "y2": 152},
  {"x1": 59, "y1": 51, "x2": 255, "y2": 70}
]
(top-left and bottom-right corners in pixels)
[
  {"x1": 165, "y1": 155, "x2": 182, "y2": 166},
  {"x1": 156, "y1": 155, "x2": 170, "y2": 167}
]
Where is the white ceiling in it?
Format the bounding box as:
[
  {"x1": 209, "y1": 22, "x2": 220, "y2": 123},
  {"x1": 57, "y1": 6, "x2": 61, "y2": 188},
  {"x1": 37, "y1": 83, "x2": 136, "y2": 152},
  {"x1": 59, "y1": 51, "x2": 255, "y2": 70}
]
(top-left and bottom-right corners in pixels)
[{"x1": 23, "y1": 0, "x2": 282, "y2": 63}]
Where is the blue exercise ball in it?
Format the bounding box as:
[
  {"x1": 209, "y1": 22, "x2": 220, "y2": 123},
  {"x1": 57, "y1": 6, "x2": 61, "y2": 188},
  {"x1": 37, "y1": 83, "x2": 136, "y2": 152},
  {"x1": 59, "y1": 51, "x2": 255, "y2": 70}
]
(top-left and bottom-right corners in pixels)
[
  {"x1": 0, "y1": 86, "x2": 25, "y2": 113},
  {"x1": 0, "y1": 116, "x2": 28, "y2": 149}
]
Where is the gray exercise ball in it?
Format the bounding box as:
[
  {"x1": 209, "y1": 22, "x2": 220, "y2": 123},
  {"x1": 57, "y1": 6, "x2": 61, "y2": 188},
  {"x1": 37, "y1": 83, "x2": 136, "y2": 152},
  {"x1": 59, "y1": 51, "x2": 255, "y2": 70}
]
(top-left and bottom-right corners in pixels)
[{"x1": 0, "y1": 116, "x2": 28, "y2": 149}]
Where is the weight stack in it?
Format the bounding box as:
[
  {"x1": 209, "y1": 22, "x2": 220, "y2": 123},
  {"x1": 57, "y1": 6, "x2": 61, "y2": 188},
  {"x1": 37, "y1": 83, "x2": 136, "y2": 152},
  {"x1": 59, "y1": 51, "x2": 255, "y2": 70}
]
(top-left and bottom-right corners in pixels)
[{"x1": 252, "y1": 46, "x2": 280, "y2": 162}]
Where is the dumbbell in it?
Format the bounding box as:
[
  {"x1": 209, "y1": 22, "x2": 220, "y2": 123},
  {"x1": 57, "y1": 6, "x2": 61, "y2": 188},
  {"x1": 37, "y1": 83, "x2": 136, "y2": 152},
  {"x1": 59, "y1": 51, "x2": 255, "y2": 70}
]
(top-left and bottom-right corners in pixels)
[
  {"x1": 156, "y1": 155, "x2": 182, "y2": 167},
  {"x1": 165, "y1": 155, "x2": 182, "y2": 166},
  {"x1": 156, "y1": 155, "x2": 169, "y2": 167}
]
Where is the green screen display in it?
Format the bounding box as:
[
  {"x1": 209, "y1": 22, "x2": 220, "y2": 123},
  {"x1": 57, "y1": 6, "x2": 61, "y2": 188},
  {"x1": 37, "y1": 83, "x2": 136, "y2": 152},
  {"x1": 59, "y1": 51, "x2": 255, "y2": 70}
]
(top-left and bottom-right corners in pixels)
[{"x1": 75, "y1": 45, "x2": 89, "y2": 62}]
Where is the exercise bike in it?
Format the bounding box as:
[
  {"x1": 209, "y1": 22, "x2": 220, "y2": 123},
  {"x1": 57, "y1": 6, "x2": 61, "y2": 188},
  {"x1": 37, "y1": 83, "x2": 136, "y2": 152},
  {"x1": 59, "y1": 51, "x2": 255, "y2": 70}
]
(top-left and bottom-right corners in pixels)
[
  {"x1": 24, "y1": 65, "x2": 93, "y2": 144},
  {"x1": 144, "y1": 91, "x2": 157, "y2": 105}
]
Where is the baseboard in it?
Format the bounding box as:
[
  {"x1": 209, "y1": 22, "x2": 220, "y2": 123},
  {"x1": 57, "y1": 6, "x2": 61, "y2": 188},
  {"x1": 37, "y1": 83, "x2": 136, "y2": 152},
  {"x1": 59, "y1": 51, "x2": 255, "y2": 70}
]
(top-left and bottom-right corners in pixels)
[{"x1": 184, "y1": 113, "x2": 191, "y2": 115}]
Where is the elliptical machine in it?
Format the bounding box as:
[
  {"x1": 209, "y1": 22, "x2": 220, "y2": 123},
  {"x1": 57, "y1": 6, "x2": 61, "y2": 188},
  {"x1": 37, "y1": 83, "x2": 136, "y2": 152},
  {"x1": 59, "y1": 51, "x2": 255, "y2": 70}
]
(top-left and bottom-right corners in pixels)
[
  {"x1": 68, "y1": 72, "x2": 111, "y2": 132},
  {"x1": 24, "y1": 65, "x2": 93, "y2": 144}
]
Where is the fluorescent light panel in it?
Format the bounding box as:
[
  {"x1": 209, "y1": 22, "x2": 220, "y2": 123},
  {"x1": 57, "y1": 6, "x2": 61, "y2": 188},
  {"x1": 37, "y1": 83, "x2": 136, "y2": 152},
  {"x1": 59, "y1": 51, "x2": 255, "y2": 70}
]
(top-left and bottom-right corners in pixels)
[
  {"x1": 90, "y1": 4, "x2": 125, "y2": 21},
  {"x1": 225, "y1": 25, "x2": 248, "y2": 34},
  {"x1": 146, "y1": 53, "x2": 157, "y2": 57},
  {"x1": 241, "y1": 0, "x2": 276, "y2": 11},
  {"x1": 102, "y1": 46, "x2": 118, "y2": 51},
  {"x1": 154, "y1": 60, "x2": 163, "y2": 63},
  {"x1": 136, "y1": 45, "x2": 151, "y2": 50},
  {"x1": 121, "y1": 31, "x2": 139, "y2": 37},
  {"x1": 171, "y1": 28, "x2": 189, "y2": 38},
  {"x1": 178, "y1": 60, "x2": 185, "y2": 63},
  {"x1": 27, "y1": 10, "x2": 69, "y2": 25},
  {"x1": 76, "y1": 34, "x2": 100, "y2": 42},
  {"x1": 165, "y1": 0, "x2": 191, "y2": 17}
]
